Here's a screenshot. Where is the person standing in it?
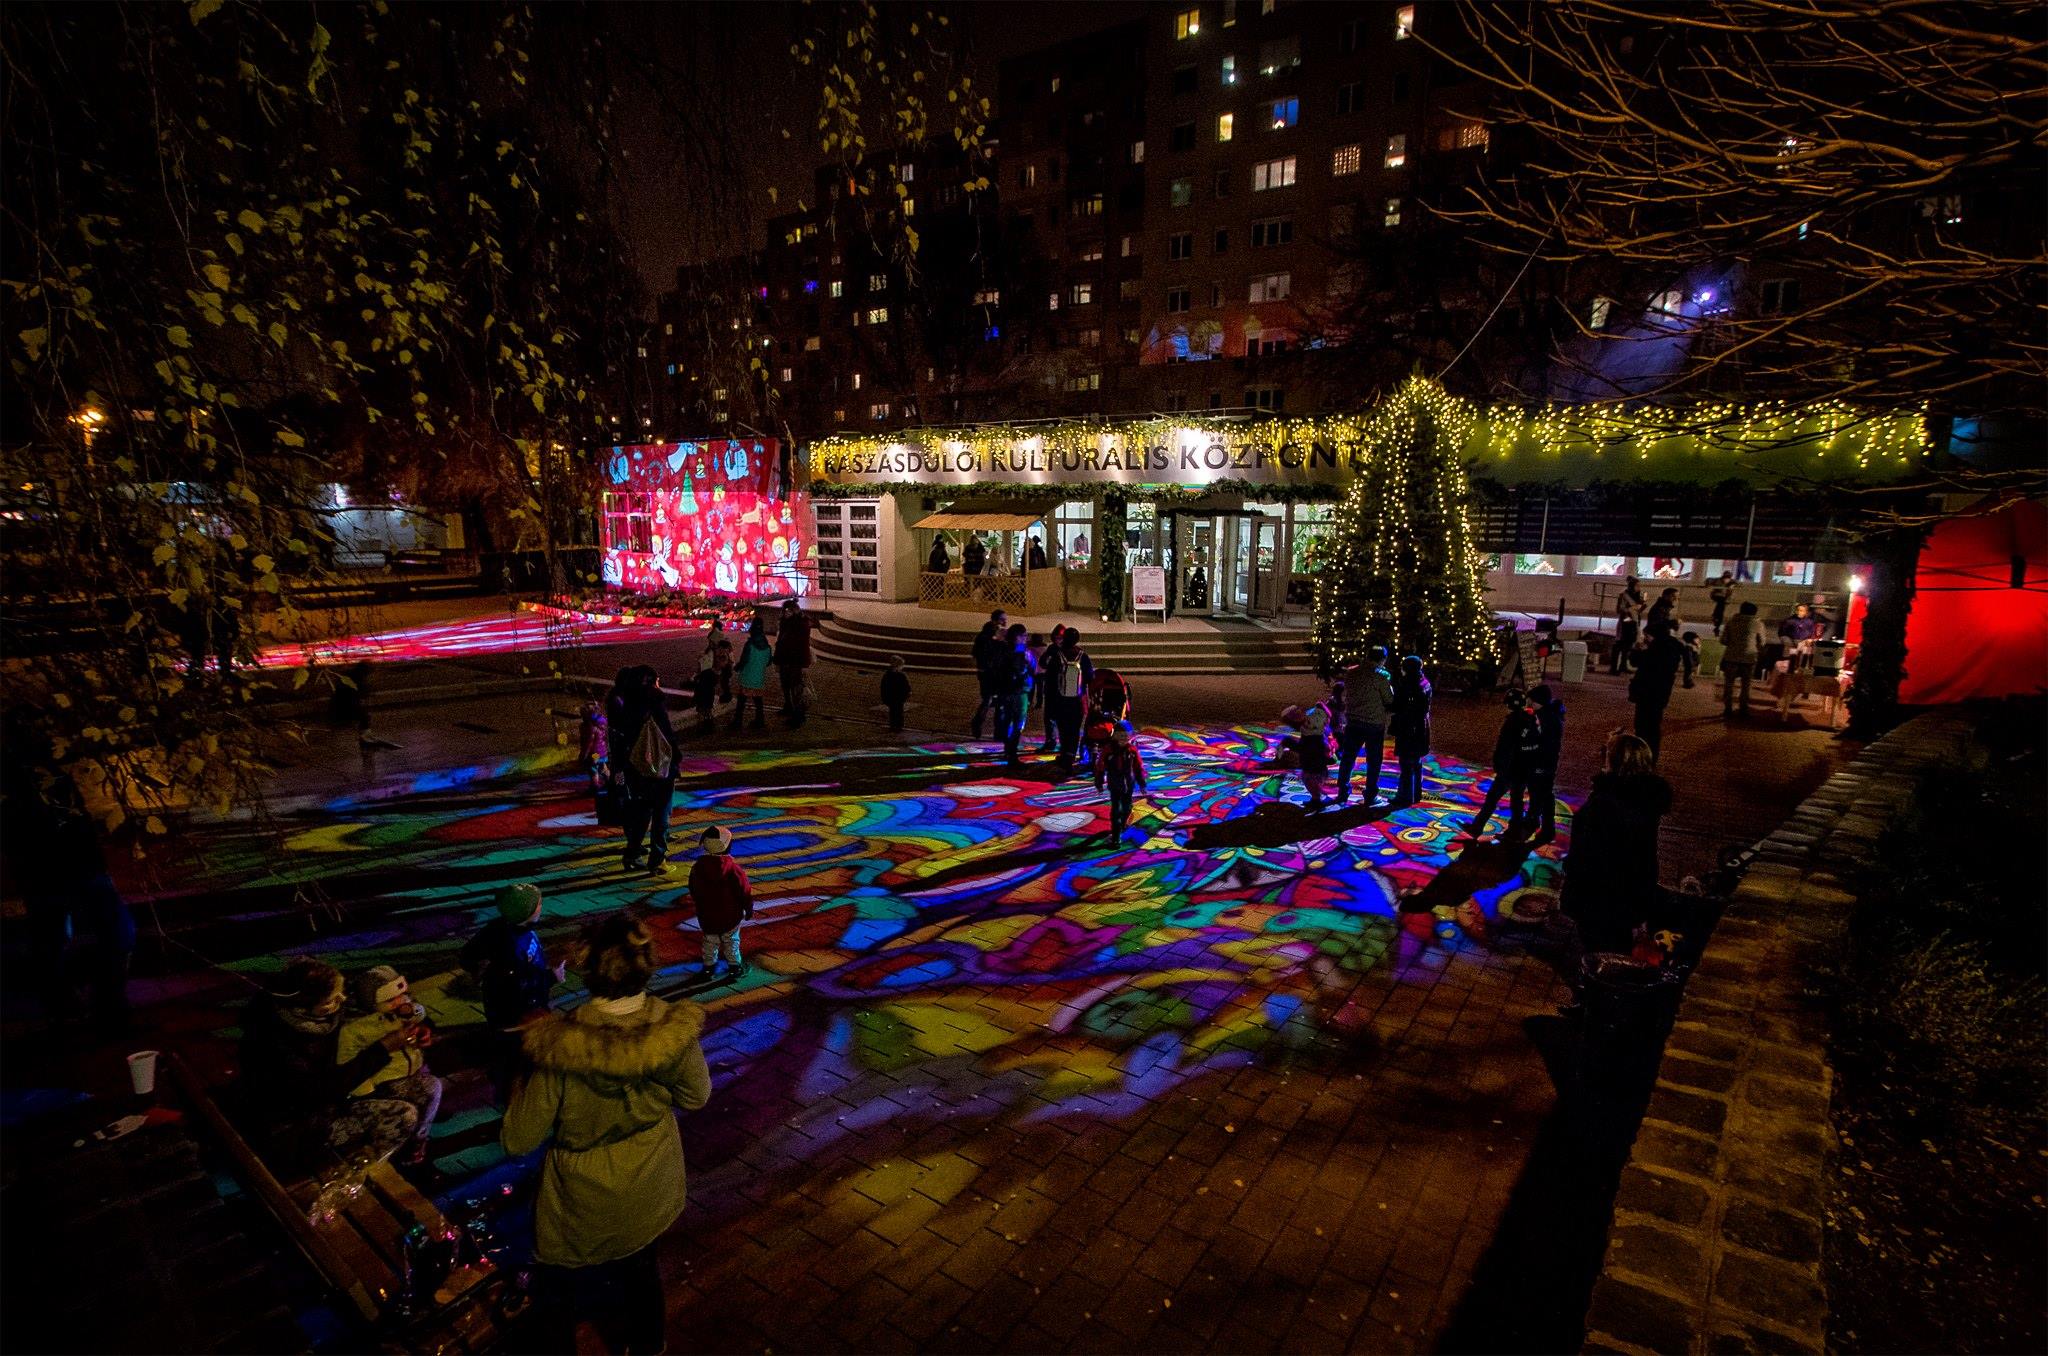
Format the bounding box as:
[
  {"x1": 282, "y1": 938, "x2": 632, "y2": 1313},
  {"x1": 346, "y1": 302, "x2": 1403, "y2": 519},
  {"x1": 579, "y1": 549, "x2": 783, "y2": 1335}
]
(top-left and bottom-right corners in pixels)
[
  {"x1": 462, "y1": 883, "x2": 564, "y2": 1102},
  {"x1": 1609, "y1": 576, "x2": 1646, "y2": 674},
  {"x1": 1337, "y1": 648, "x2": 1396, "y2": 806},
  {"x1": 773, "y1": 600, "x2": 813, "y2": 729},
  {"x1": 880, "y1": 657, "x2": 911, "y2": 733},
  {"x1": 1718, "y1": 600, "x2": 1764, "y2": 716},
  {"x1": 926, "y1": 536, "x2": 951, "y2": 575},
  {"x1": 732, "y1": 615, "x2": 773, "y2": 731},
  {"x1": 1046, "y1": 627, "x2": 1094, "y2": 770},
  {"x1": 962, "y1": 533, "x2": 986, "y2": 579},
  {"x1": 1708, "y1": 570, "x2": 1736, "y2": 629},
  {"x1": 968, "y1": 609, "x2": 1008, "y2": 740},
  {"x1": 1297, "y1": 701, "x2": 1334, "y2": 809},
  {"x1": 1036, "y1": 625, "x2": 1067, "y2": 753},
  {"x1": 994, "y1": 624, "x2": 1035, "y2": 767},
  {"x1": 686, "y1": 827, "x2": 753, "y2": 978},
  {"x1": 618, "y1": 668, "x2": 680, "y2": 873},
  {"x1": 1026, "y1": 535, "x2": 1048, "y2": 571},
  {"x1": 1628, "y1": 618, "x2": 1695, "y2": 762},
  {"x1": 1521, "y1": 684, "x2": 1565, "y2": 844},
  {"x1": 504, "y1": 914, "x2": 712, "y2": 1356},
  {"x1": 1389, "y1": 655, "x2": 1432, "y2": 808},
  {"x1": 1464, "y1": 690, "x2": 1533, "y2": 840},
  {"x1": 1096, "y1": 723, "x2": 1149, "y2": 839},
  {"x1": 1646, "y1": 586, "x2": 1681, "y2": 632},
  {"x1": 1561, "y1": 733, "x2": 1672, "y2": 955}
]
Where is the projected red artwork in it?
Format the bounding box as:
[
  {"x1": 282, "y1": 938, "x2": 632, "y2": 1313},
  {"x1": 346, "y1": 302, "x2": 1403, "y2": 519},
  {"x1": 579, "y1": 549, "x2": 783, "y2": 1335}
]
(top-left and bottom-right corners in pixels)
[{"x1": 599, "y1": 439, "x2": 815, "y2": 598}]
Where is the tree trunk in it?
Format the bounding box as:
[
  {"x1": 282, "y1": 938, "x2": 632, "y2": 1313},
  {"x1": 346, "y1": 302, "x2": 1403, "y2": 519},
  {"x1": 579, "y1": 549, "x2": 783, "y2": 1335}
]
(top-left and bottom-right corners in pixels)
[{"x1": 1845, "y1": 525, "x2": 1924, "y2": 738}]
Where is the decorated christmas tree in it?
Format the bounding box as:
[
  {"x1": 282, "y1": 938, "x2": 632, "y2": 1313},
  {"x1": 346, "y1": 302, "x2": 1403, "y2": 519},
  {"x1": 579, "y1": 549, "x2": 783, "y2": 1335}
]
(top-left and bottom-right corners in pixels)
[{"x1": 1311, "y1": 382, "x2": 1496, "y2": 676}]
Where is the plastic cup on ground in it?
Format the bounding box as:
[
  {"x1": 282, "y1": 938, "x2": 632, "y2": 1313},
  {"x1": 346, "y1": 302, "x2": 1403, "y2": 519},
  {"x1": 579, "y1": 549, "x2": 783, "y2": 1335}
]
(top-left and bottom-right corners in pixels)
[{"x1": 127, "y1": 1050, "x2": 160, "y2": 1096}]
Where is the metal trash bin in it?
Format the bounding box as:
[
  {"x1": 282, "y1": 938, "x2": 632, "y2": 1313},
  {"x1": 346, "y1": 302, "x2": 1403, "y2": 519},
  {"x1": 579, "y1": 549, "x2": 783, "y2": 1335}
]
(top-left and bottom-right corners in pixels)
[{"x1": 1560, "y1": 640, "x2": 1589, "y2": 683}]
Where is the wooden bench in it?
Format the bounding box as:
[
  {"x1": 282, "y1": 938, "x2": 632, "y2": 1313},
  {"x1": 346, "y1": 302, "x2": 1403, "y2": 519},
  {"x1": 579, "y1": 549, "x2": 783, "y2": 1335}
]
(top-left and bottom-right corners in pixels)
[{"x1": 170, "y1": 1055, "x2": 520, "y2": 1352}]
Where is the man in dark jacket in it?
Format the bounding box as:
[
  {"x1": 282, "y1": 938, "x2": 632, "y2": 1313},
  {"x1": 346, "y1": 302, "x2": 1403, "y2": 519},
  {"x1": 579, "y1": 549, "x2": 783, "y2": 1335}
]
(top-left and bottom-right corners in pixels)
[
  {"x1": 994, "y1": 624, "x2": 1036, "y2": 767},
  {"x1": 961, "y1": 534, "x2": 987, "y2": 578},
  {"x1": 968, "y1": 608, "x2": 1008, "y2": 738},
  {"x1": 1045, "y1": 628, "x2": 1095, "y2": 771},
  {"x1": 1520, "y1": 685, "x2": 1566, "y2": 844},
  {"x1": 1628, "y1": 619, "x2": 1695, "y2": 762},
  {"x1": 615, "y1": 668, "x2": 680, "y2": 874},
  {"x1": 773, "y1": 600, "x2": 813, "y2": 728}
]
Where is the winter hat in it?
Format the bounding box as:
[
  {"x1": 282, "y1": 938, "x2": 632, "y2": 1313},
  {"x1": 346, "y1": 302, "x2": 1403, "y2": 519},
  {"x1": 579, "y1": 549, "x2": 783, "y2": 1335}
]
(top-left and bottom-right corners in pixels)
[
  {"x1": 700, "y1": 825, "x2": 733, "y2": 855},
  {"x1": 496, "y1": 882, "x2": 544, "y2": 923},
  {"x1": 352, "y1": 965, "x2": 409, "y2": 1012}
]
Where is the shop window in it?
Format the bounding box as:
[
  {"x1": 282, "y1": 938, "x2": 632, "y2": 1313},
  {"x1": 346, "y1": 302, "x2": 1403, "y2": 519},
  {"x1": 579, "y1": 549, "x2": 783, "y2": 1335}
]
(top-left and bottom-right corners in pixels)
[
  {"x1": 1639, "y1": 557, "x2": 1695, "y2": 580},
  {"x1": 1056, "y1": 501, "x2": 1095, "y2": 569},
  {"x1": 1577, "y1": 555, "x2": 1629, "y2": 577},
  {"x1": 1125, "y1": 501, "x2": 1163, "y2": 569},
  {"x1": 1513, "y1": 553, "x2": 1565, "y2": 575}
]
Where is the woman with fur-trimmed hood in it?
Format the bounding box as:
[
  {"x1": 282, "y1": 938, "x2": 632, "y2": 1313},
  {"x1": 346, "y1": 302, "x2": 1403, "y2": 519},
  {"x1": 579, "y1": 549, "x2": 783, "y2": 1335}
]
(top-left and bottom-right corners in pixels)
[{"x1": 504, "y1": 913, "x2": 711, "y2": 1352}]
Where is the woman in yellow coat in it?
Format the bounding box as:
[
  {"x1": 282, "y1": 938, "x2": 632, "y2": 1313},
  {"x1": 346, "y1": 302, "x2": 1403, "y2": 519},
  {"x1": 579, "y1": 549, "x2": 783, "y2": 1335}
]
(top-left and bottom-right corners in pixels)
[{"x1": 503, "y1": 914, "x2": 711, "y2": 1352}]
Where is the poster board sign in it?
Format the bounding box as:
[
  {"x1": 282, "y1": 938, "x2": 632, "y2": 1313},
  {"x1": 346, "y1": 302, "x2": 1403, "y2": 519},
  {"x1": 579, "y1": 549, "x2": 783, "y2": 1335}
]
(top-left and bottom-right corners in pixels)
[
  {"x1": 1131, "y1": 566, "x2": 1167, "y2": 617},
  {"x1": 1513, "y1": 627, "x2": 1545, "y2": 685}
]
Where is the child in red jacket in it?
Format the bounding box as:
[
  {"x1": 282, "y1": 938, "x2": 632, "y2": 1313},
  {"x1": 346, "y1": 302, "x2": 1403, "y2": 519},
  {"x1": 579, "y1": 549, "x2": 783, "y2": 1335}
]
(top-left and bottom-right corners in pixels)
[{"x1": 687, "y1": 825, "x2": 753, "y2": 978}]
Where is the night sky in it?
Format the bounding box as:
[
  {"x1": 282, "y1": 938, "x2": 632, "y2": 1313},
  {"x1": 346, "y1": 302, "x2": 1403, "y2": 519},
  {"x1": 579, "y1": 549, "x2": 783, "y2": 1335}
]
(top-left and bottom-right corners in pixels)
[{"x1": 605, "y1": 0, "x2": 1148, "y2": 287}]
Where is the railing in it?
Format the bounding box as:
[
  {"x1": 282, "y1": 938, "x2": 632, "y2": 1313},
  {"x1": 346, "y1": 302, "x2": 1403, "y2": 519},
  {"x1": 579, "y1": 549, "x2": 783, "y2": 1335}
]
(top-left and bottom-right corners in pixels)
[
  {"x1": 916, "y1": 568, "x2": 1066, "y2": 615},
  {"x1": 754, "y1": 558, "x2": 824, "y2": 605}
]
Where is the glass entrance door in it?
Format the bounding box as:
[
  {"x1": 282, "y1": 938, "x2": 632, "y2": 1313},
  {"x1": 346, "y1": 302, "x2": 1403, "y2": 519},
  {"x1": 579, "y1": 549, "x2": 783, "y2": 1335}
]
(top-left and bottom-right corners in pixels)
[{"x1": 1180, "y1": 516, "x2": 1216, "y2": 611}]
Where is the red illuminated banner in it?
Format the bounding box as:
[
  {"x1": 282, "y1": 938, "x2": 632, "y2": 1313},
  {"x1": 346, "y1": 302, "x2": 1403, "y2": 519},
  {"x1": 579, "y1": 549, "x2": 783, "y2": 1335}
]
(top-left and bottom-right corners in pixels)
[{"x1": 599, "y1": 439, "x2": 814, "y2": 598}]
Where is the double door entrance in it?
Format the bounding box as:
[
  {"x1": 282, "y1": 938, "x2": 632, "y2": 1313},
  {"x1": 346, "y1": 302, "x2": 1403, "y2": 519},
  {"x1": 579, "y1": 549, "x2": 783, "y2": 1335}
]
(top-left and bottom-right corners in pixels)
[{"x1": 1179, "y1": 511, "x2": 1282, "y2": 617}]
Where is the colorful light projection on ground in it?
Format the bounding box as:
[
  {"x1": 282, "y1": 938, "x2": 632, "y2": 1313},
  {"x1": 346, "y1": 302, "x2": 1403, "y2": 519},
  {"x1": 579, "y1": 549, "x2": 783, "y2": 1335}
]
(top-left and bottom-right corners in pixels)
[
  {"x1": 177, "y1": 726, "x2": 1572, "y2": 1181},
  {"x1": 255, "y1": 612, "x2": 706, "y2": 667},
  {"x1": 599, "y1": 439, "x2": 815, "y2": 598}
]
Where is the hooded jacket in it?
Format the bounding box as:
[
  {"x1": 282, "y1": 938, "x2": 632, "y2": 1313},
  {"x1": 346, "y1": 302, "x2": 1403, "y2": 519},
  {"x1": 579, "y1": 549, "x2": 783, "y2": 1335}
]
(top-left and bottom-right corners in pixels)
[{"x1": 502, "y1": 996, "x2": 712, "y2": 1267}]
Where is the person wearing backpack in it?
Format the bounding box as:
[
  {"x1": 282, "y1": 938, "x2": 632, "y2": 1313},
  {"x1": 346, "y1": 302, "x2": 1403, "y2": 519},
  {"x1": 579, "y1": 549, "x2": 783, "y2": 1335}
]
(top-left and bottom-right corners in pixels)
[
  {"x1": 618, "y1": 668, "x2": 680, "y2": 874},
  {"x1": 1046, "y1": 628, "x2": 1094, "y2": 771}
]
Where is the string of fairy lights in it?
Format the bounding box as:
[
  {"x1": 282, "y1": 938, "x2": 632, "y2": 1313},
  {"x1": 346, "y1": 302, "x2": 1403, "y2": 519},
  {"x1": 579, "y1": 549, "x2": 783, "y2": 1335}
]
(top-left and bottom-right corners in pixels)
[{"x1": 808, "y1": 377, "x2": 1933, "y2": 487}]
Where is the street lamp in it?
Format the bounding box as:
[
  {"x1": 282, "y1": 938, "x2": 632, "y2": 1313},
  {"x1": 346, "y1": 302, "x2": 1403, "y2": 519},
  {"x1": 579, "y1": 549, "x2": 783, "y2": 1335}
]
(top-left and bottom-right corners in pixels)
[{"x1": 69, "y1": 406, "x2": 106, "y2": 449}]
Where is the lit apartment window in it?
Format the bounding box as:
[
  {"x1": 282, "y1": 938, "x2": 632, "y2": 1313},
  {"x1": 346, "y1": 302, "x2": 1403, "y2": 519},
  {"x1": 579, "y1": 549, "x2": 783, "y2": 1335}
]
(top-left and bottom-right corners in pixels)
[
  {"x1": 1251, "y1": 216, "x2": 1293, "y2": 246},
  {"x1": 1169, "y1": 232, "x2": 1195, "y2": 260},
  {"x1": 1268, "y1": 97, "x2": 1299, "y2": 129},
  {"x1": 869, "y1": 274, "x2": 887, "y2": 292},
  {"x1": 1048, "y1": 291, "x2": 1061, "y2": 311},
  {"x1": 1175, "y1": 7, "x2": 1200, "y2": 39},
  {"x1": 1260, "y1": 0, "x2": 1276, "y2": 12},
  {"x1": 903, "y1": 198, "x2": 916, "y2": 216},
  {"x1": 1020, "y1": 164, "x2": 1038, "y2": 188},
  {"x1": 851, "y1": 373, "x2": 864, "y2": 390},
  {"x1": 1076, "y1": 328, "x2": 1102, "y2": 346},
  {"x1": 899, "y1": 163, "x2": 915, "y2": 183},
  {"x1": 1171, "y1": 122, "x2": 1197, "y2": 152},
  {"x1": 1167, "y1": 286, "x2": 1192, "y2": 312},
  {"x1": 869, "y1": 402, "x2": 891, "y2": 419},
  {"x1": 1130, "y1": 140, "x2": 1146, "y2": 163},
  {"x1": 1649, "y1": 289, "x2": 1684, "y2": 316},
  {"x1": 1122, "y1": 326, "x2": 1142, "y2": 344},
  {"x1": 1248, "y1": 271, "x2": 1291, "y2": 302},
  {"x1": 804, "y1": 335, "x2": 821, "y2": 351},
  {"x1": 1589, "y1": 297, "x2": 1613, "y2": 329},
  {"x1": 1050, "y1": 75, "x2": 1062, "y2": 93},
  {"x1": 1332, "y1": 143, "x2": 1362, "y2": 176},
  {"x1": 866, "y1": 306, "x2": 889, "y2": 324},
  {"x1": 1171, "y1": 177, "x2": 1195, "y2": 206},
  {"x1": 1077, "y1": 194, "x2": 1104, "y2": 216},
  {"x1": 828, "y1": 280, "x2": 844, "y2": 298},
  {"x1": 1246, "y1": 385, "x2": 1282, "y2": 410},
  {"x1": 1077, "y1": 241, "x2": 1104, "y2": 262},
  {"x1": 1384, "y1": 134, "x2": 1407, "y2": 168},
  {"x1": 1440, "y1": 121, "x2": 1489, "y2": 151},
  {"x1": 1222, "y1": 0, "x2": 1237, "y2": 25},
  {"x1": 1252, "y1": 156, "x2": 1297, "y2": 191},
  {"x1": 974, "y1": 288, "x2": 1001, "y2": 305},
  {"x1": 1069, "y1": 282, "x2": 1094, "y2": 305},
  {"x1": 833, "y1": 408, "x2": 845, "y2": 422},
  {"x1": 1395, "y1": 5, "x2": 1415, "y2": 39},
  {"x1": 1120, "y1": 235, "x2": 1136, "y2": 258},
  {"x1": 1217, "y1": 112, "x2": 1235, "y2": 142},
  {"x1": 1221, "y1": 54, "x2": 1237, "y2": 85},
  {"x1": 663, "y1": 322, "x2": 673, "y2": 335},
  {"x1": 1065, "y1": 372, "x2": 1103, "y2": 392},
  {"x1": 777, "y1": 366, "x2": 794, "y2": 382},
  {"x1": 1383, "y1": 197, "x2": 1403, "y2": 227}
]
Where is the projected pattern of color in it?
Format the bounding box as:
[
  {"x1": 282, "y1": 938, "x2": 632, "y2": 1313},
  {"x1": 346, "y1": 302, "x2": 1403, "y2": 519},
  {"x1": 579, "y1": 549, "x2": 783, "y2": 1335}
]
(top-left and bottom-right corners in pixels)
[
  {"x1": 599, "y1": 438, "x2": 815, "y2": 598},
  {"x1": 183, "y1": 725, "x2": 1570, "y2": 1185},
  {"x1": 255, "y1": 612, "x2": 706, "y2": 667}
]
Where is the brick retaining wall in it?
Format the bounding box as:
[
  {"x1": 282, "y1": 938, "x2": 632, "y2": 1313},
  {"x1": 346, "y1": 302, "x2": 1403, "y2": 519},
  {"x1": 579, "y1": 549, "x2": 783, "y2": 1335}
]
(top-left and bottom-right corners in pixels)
[{"x1": 1582, "y1": 713, "x2": 1969, "y2": 1355}]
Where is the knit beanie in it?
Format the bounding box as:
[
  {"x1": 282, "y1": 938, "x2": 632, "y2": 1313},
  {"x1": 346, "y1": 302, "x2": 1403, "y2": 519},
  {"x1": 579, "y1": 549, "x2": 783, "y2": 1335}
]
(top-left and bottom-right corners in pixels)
[
  {"x1": 496, "y1": 882, "x2": 544, "y2": 923},
  {"x1": 700, "y1": 825, "x2": 732, "y2": 855},
  {"x1": 352, "y1": 965, "x2": 408, "y2": 1012}
]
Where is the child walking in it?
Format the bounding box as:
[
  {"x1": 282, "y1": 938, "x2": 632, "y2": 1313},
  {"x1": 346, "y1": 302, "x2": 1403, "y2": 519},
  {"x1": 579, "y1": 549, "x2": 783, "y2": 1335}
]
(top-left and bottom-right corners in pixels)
[
  {"x1": 334, "y1": 966, "x2": 442, "y2": 1163},
  {"x1": 460, "y1": 883, "x2": 564, "y2": 1101},
  {"x1": 687, "y1": 826, "x2": 753, "y2": 978},
  {"x1": 1298, "y1": 702, "x2": 1333, "y2": 809},
  {"x1": 880, "y1": 656, "x2": 911, "y2": 732},
  {"x1": 1094, "y1": 722, "x2": 1149, "y2": 840}
]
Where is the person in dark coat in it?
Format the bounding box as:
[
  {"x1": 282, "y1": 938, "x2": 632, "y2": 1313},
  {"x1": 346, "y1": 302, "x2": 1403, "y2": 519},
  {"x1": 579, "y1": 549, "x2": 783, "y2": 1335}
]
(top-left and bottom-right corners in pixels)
[
  {"x1": 968, "y1": 609, "x2": 1008, "y2": 739},
  {"x1": 773, "y1": 600, "x2": 813, "y2": 728},
  {"x1": 615, "y1": 668, "x2": 680, "y2": 874},
  {"x1": 1046, "y1": 628, "x2": 1095, "y2": 771},
  {"x1": 880, "y1": 657, "x2": 911, "y2": 732},
  {"x1": 1035, "y1": 625, "x2": 1067, "y2": 752},
  {"x1": 686, "y1": 826, "x2": 753, "y2": 976},
  {"x1": 1388, "y1": 655, "x2": 1432, "y2": 808},
  {"x1": 1561, "y1": 733, "x2": 1672, "y2": 953},
  {"x1": 462, "y1": 882, "x2": 564, "y2": 1101},
  {"x1": 1628, "y1": 619, "x2": 1695, "y2": 762},
  {"x1": 1464, "y1": 689, "x2": 1532, "y2": 840},
  {"x1": 239, "y1": 959, "x2": 420, "y2": 1176},
  {"x1": 993, "y1": 624, "x2": 1035, "y2": 767},
  {"x1": 1026, "y1": 535, "x2": 1048, "y2": 571},
  {"x1": 1608, "y1": 576, "x2": 1646, "y2": 674},
  {"x1": 1520, "y1": 685, "x2": 1565, "y2": 844},
  {"x1": 926, "y1": 537, "x2": 951, "y2": 574},
  {"x1": 961, "y1": 534, "x2": 987, "y2": 579}
]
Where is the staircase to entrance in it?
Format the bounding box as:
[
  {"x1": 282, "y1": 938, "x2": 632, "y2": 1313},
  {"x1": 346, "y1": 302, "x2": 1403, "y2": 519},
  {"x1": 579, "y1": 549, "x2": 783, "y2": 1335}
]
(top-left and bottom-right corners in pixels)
[{"x1": 811, "y1": 610, "x2": 1316, "y2": 675}]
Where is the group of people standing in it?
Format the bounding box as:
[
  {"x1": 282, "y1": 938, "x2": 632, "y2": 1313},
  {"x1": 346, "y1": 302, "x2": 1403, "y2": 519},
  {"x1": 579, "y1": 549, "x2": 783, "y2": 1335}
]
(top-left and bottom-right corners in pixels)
[{"x1": 966, "y1": 609, "x2": 1128, "y2": 772}]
